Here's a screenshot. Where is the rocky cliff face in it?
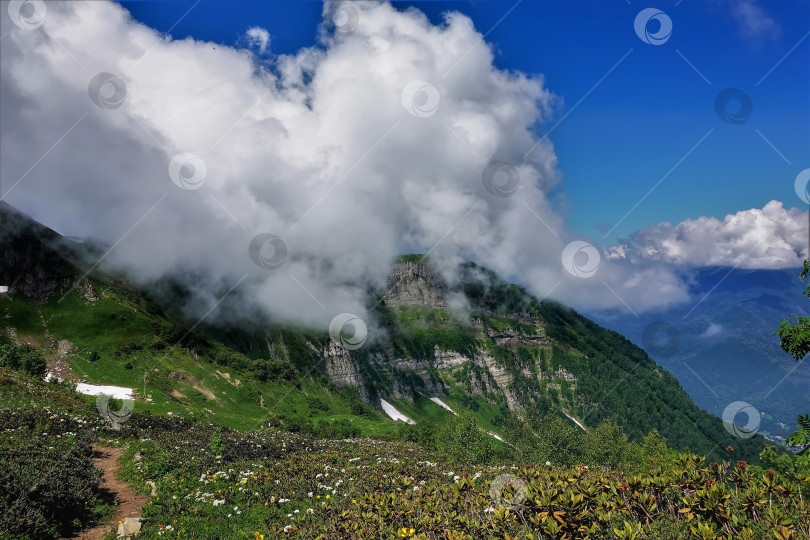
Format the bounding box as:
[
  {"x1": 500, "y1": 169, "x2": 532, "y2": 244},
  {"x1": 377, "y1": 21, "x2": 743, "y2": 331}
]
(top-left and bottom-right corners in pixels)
[
  {"x1": 381, "y1": 261, "x2": 447, "y2": 308},
  {"x1": 320, "y1": 259, "x2": 566, "y2": 412},
  {"x1": 323, "y1": 341, "x2": 372, "y2": 401}
]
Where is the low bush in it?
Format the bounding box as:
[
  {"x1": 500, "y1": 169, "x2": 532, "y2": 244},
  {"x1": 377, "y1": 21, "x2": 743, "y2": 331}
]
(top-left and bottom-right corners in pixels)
[
  {"x1": 0, "y1": 344, "x2": 46, "y2": 377},
  {"x1": 0, "y1": 409, "x2": 110, "y2": 539}
]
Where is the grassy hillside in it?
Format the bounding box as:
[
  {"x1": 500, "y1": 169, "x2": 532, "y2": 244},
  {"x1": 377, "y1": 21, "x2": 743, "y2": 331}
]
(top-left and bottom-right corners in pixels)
[
  {"x1": 1, "y1": 368, "x2": 807, "y2": 539},
  {"x1": 0, "y1": 204, "x2": 779, "y2": 458},
  {"x1": 1, "y1": 205, "x2": 808, "y2": 538},
  {"x1": 0, "y1": 283, "x2": 396, "y2": 435}
]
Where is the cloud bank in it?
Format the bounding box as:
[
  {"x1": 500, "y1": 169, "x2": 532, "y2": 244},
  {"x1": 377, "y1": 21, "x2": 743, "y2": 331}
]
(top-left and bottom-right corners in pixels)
[
  {"x1": 0, "y1": 1, "x2": 805, "y2": 328},
  {"x1": 606, "y1": 201, "x2": 809, "y2": 270}
]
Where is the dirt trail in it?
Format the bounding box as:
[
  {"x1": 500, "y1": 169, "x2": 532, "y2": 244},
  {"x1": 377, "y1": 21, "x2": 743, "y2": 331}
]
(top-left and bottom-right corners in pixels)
[{"x1": 65, "y1": 445, "x2": 148, "y2": 540}]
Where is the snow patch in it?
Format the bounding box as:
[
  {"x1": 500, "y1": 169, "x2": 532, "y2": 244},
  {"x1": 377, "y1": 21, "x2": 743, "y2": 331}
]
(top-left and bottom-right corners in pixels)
[
  {"x1": 45, "y1": 372, "x2": 135, "y2": 400},
  {"x1": 0, "y1": 286, "x2": 8, "y2": 293},
  {"x1": 380, "y1": 399, "x2": 415, "y2": 424},
  {"x1": 563, "y1": 410, "x2": 586, "y2": 432},
  {"x1": 429, "y1": 397, "x2": 457, "y2": 415}
]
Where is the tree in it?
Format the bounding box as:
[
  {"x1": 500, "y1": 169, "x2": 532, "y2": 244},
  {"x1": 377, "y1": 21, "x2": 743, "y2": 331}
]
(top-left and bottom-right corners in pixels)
[
  {"x1": 786, "y1": 415, "x2": 810, "y2": 462},
  {"x1": 774, "y1": 260, "x2": 810, "y2": 465}
]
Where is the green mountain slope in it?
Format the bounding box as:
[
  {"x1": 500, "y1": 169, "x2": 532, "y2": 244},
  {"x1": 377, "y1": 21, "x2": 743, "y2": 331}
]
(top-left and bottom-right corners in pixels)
[{"x1": 0, "y1": 203, "x2": 769, "y2": 463}]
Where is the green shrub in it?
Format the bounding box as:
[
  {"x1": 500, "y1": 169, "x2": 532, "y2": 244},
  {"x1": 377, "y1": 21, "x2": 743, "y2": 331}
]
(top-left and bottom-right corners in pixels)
[
  {"x1": 0, "y1": 411, "x2": 108, "y2": 538},
  {"x1": 252, "y1": 358, "x2": 297, "y2": 382},
  {"x1": 306, "y1": 396, "x2": 329, "y2": 413},
  {"x1": 283, "y1": 416, "x2": 315, "y2": 435},
  {"x1": 0, "y1": 344, "x2": 46, "y2": 378},
  {"x1": 437, "y1": 411, "x2": 496, "y2": 464}
]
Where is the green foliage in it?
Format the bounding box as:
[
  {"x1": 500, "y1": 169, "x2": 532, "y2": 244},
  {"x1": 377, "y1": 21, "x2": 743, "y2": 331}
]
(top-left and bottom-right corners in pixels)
[
  {"x1": 114, "y1": 418, "x2": 809, "y2": 539},
  {"x1": 392, "y1": 328, "x2": 478, "y2": 359},
  {"x1": 211, "y1": 346, "x2": 251, "y2": 371},
  {"x1": 786, "y1": 414, "x2": 810, "y2": 461},
  {"x1": 774, "y1": 261, "x2": 810, "y2": 472},
  {"x1": 397, "y1": 421, "x2": 439, "y2": 450},
  {"x1": 306, "y1": 396, "x2": 330, "y2": 413},
  {"x1": 395, "y1": 253, "x2": 426, "y2": 264},
  {"x1": 283, "y1": 416, "x2": 315, "y2": 435},
  {"x1": 252, "y1": 358, "x2": 297, "y2": 382},
  {"x1": 537, "y1": 301, "x2": 769, "y2": 465},
  {"x1": 1, "y1": 367, "x2": 807, "y2": 539},
  {"x1": 776, "y1": 260, "x2": 810, "y2": 361},
  {"x1": 424, "y1": 411, "x2": 497, "y2": 464},
  {"x1": 0, "y1": 343, "x2": 46, "y2": 377},
  {"x1": 0, "y1": 409, "x2": 111, "y2": 539},
  {"x1": 208, "y1": 429, "x2": 226, "y2": 456},
  {"x1": 313, "y1": 418, "x2": 361, "y2": 439}
]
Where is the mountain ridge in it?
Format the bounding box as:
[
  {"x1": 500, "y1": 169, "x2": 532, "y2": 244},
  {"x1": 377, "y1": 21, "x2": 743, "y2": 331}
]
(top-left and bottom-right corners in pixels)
[{"x1": 0, "y1": 202, "x2": 772, "y2": 463}]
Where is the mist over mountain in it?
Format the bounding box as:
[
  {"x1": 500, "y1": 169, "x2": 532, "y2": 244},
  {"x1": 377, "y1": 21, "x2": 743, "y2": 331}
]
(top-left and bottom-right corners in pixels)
[{"x1": 0, "y1": 201, "x2": 774, "y2": 466}]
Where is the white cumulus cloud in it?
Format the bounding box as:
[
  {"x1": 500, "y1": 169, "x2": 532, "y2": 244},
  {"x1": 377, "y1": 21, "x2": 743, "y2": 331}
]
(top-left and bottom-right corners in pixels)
[{"x1": 606, "y1": 201, "x2": 809, "y2": 269}]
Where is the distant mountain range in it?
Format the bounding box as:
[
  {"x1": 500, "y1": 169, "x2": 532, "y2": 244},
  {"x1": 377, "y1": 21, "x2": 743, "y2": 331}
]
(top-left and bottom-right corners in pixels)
[{"x1": 589, "y1": 266, "x2": 810, "y2": 444}]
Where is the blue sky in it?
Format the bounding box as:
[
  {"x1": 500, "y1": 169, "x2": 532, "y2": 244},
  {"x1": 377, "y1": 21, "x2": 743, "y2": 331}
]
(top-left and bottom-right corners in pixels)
[{"x1": 118, "y1": 0, "x2": 809, "y2": 241}]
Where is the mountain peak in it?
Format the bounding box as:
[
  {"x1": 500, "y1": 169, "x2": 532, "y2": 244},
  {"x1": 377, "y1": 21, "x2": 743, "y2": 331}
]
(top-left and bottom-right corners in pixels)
[{"x1": 383, "y1": 260, "x2": 447, "y2": 309}]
